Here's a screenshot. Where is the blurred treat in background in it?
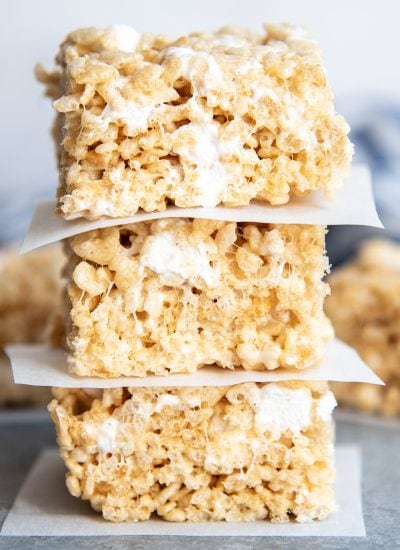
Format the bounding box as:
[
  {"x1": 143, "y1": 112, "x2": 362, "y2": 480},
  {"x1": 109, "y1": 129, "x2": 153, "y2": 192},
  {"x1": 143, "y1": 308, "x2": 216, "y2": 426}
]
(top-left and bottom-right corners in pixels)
[
  {"x1": 0, "y1": 245, "x2": 64, "y2": 407},
  {"x1": 327, "y1": 97, "x2": 400, "y2": 265},
  {"x1": 326, "y1": 240, "x2": 400, "y2": 417},
  {"x1": 326, "y1": 98, "x2": 400, "y2": 418}
]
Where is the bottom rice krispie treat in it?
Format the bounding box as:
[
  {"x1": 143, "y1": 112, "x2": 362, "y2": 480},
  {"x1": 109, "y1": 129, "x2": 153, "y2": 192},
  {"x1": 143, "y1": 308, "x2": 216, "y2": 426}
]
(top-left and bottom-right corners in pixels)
[
  {"x1": 326, "y1": 239, "x2": 400, "y2": 417},
  {"x1": 49, "y1": 381, "x2": 337, "y2": 523},
  {"x1": 0, "y1": 245, "x2": 64, "y2": 407}
]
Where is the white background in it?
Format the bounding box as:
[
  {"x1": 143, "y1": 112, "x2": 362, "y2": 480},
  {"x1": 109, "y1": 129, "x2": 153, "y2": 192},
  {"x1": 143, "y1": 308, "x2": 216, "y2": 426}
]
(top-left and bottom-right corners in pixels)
[{"x1": 0, "y1": 0, "x2": 399, "y2": 198}]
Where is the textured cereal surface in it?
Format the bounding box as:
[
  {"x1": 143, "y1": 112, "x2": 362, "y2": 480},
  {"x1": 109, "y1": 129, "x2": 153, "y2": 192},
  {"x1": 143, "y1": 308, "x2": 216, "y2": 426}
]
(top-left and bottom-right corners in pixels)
[
  {"x1": 326, "y1": 240, "x2": 400, "y2": 417},
  {"x1": 49, "y1": 381, "x2": 336, "y2": 523},
  {"x1": 38, "y1": 23, "x2": 352, "y2": 220},
  {"x1": 0, "y1": 246, "x2": 64, "y2": 407},
  {"x1": 65, "y1": 219, "x2": 332, "y2": 377}
]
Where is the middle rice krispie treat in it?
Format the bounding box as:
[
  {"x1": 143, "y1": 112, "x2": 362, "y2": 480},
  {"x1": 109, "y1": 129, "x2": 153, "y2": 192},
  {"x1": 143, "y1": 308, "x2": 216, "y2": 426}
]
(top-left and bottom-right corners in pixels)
[
  {"x1": 39, "y1": 23, "x2": 352, "y2": 220},
  {"x1": 49, "y1": 381, "x2": 337, "y2": 523},
  {"x1": 65, "y1": 219, "x2": 332, "y2": 377}
]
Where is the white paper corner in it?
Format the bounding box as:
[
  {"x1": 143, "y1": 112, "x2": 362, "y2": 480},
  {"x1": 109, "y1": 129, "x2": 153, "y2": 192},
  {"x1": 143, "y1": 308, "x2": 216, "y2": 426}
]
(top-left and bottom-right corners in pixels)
[
  {"x1": 5, "y1": 339, "x2": 384, "y2": 389},
  {"x1": 0, "y1": 446, "x2": 365, "y2": 537}
]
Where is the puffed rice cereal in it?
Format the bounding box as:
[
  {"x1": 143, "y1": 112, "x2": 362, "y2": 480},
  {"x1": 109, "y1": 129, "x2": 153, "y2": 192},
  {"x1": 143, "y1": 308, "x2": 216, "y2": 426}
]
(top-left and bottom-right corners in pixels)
[
  {"x1": 63, "y1": 219, "x2": 332, "y2": 377},
  {"x1": 49, "y1": 381, "x2": 336, "y2": 522}
]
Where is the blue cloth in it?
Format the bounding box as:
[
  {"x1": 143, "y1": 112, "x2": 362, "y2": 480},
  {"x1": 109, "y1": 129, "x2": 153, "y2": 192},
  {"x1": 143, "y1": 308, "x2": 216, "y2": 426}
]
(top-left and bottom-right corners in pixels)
[
  {"x1": 0, "y1": 183, "x2": 53, "y2": 246},
  {"x1": 327, "y1": 97, "x2": 400, "y2": 265}
]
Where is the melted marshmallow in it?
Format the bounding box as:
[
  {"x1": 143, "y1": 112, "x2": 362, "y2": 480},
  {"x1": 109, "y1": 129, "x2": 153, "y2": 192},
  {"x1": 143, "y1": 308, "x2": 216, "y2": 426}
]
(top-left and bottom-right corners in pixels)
[
  {"x1": 99, "y1": 100, "x2": 154, "y2": 136},
  {"x1": 97, "y1": 417, "x2": 120, "y2": 453},
  {"x1": 97, "y1": 45, "x2": 223, "y2": 141},
  {"x1": 316, "y1": 392, "x2": 337, "y2": 421},
  {"x1": 173, "y1": 123, "x2": 245, "y2": 206},
  {"x1": 164, "y1": 46, "x2": 248, "y2": 206},
  {"x1": 135, "y1": 402, "x2": 153, "y2": 418},
  {"x1": 155, "y1": 394, "x2": 181, "y2": 412},
  {"x1": 184, "y1": 394, "x2": 202, "y2": 408},
  {"x1": 251, "y1": 384, "x2": 312, "y2": 435},
  {"x1": 105, "y1": 25, "x2": 141, "y2": 52},
  {"x1": 260, "y1": 230, "x2": 285, "y2": 257},
  {"x1": 280, "y1": 93, "x2": 317, "y2": 150},
  {"x1": 210, "y1": 34, "x2": 249, "y2": 50},
  {"x1": 163, "y1": 46, "x2": 224, "y2": 96},
  {"x1": 140, "y1": 231, "x2": 218, "y2": 286}
]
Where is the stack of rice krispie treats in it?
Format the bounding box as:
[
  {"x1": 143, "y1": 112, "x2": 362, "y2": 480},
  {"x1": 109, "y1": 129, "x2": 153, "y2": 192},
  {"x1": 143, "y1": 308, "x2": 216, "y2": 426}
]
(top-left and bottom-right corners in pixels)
[{"x1": 36, "y1": 23, "x2": 354, "y2": 523}]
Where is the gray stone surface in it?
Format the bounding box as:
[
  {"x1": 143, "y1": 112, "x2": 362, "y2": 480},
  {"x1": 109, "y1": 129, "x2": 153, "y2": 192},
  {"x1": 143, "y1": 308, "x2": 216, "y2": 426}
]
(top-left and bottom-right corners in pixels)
[{"x1": 0, "y1": 409, "x2": 399, "y2": 549}]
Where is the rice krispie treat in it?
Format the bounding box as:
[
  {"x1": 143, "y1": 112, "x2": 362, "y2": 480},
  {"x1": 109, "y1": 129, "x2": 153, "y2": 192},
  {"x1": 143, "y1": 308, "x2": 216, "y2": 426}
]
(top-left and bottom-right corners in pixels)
[
  {"x1": 64, "y1": 218, "x2": 332, "y2": 377},
  {"x1": 326, "y1": 240, "x2": 400, "y2": 417},
  {"x1": 38, "y1": 23, "x2": 352, "y2": 220},
  {"x1": 0, "y1": 245, "x2": 64, "y2": 407},
  {"x1": 49, "y1": 381, "x2": 336, "y2": 523}
]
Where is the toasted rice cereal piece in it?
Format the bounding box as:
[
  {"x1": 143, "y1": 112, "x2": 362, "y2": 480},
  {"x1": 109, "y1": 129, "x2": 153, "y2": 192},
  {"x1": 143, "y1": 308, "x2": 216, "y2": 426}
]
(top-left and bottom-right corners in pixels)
[
  {"x1": 49, "y1": 381, "x2": 336, "y2": 523},
  {"x1": 0, "y1": 245, "x2": 64, "y2": 407},
  {"x1": 38, "y1": 23, "x2": 352, "y2": 220},
  {"x1": 326, "y1": 240, "x2": 400, "y2": 417},
  {"x1": 63, "y1": 220, "x2": 332, "y2": 377}
]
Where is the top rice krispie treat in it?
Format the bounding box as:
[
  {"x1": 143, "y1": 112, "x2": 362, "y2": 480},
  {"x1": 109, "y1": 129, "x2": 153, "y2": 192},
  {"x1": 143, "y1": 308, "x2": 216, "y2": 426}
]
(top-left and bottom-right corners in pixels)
[
  {"x1": 38, "y1": 23, "x2": 352, "y2": 220},
  {"x1": 326, "y1": 240, "x2": 400, "y2": 417}
]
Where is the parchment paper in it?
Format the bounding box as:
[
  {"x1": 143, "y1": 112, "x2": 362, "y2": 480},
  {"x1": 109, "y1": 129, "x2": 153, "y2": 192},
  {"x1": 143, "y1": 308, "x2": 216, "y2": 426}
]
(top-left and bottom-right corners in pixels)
[
  {"x1": 21, "y1": 165, "x2": 382, "y2": 253},
  {"x1": 0, "y1": 446, "x2": 365, "y2": 537},
  {"x1": 5, "y1": 339, "x2": 383, "y2": 388}
]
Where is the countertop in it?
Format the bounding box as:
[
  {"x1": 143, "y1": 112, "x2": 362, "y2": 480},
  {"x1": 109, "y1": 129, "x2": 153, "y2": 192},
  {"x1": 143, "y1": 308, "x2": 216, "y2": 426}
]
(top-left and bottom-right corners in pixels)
[{"x1": 0, "y1": 410, "x2": 399, "y2": 549}]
